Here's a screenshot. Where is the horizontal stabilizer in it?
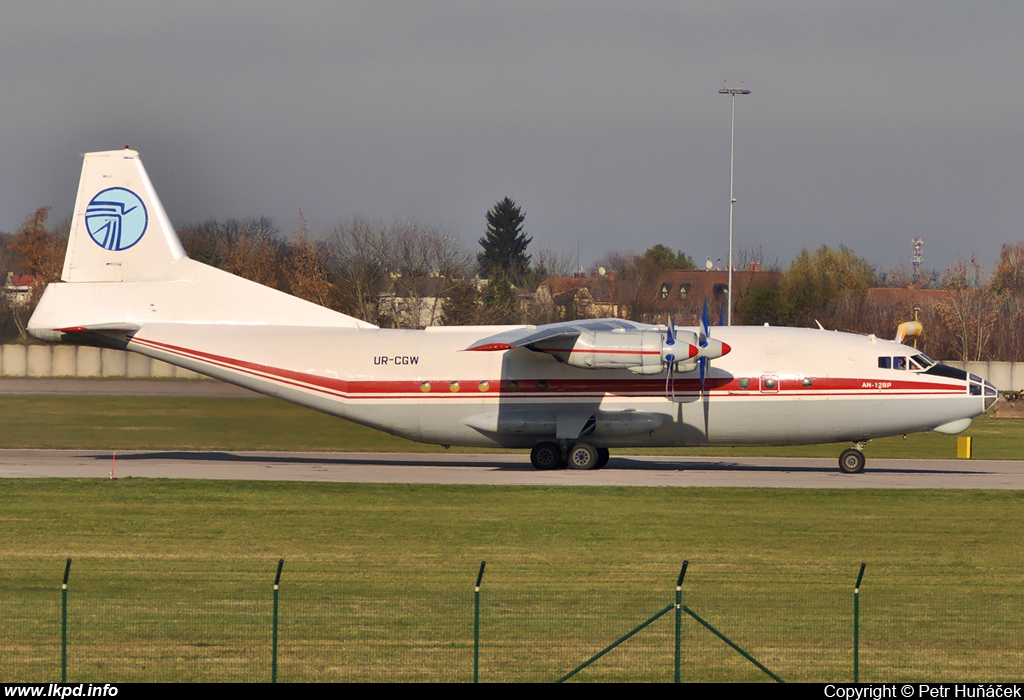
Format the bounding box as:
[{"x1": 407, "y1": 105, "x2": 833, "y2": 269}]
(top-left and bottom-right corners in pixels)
[{"x1": 56, "y1": 323, "x2": 141, "y2": 333}]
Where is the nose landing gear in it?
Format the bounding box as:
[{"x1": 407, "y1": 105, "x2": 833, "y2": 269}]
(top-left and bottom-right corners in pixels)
[{"x1": 839, "y1": 443, "x2": 867, "y2": 474}]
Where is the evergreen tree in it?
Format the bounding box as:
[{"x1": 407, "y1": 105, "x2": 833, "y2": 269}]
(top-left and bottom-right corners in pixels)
[
  {"x1": 478, "y1": 197, "x2": 531, "y2": 281},
  {"x1": 479, "y1": 267, "x2": 518, "y2": 324}
]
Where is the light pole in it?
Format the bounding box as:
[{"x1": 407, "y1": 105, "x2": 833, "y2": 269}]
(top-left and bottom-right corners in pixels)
[{"x1": 719, "y1": 84, "x2": 751, "y2": 326}]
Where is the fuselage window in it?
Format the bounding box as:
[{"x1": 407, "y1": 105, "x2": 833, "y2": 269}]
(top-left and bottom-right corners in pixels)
[
  {"x1": 894, "y1": 356, "x2": 907, "y2": 370},
  {"x1": 878, "y1": 357, "x2": 891, "y2": 369}
]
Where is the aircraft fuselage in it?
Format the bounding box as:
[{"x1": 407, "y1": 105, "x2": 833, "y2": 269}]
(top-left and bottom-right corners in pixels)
[
  {"x1": 26, "y1": 150, "x2": 998, "y2": 473},
  {"x1": 120, "y1": 322, "x2": 992, "y2": 450}
]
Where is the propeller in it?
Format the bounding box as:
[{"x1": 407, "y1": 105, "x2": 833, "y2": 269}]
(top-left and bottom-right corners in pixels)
[
  {"x1": 659, "y1": 305, "x2": 729, "y2": 403},
  {"x1": 698, "y1": 302, "x2": 710, "y2": 395},
  {"x1": 697, "y1": 300, "x2": 732, "y2": 396}
]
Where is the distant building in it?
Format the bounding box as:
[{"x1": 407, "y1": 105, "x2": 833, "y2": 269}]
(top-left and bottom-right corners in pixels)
[
  {"x1": 4, "y1": 273, "x2": 34, "y2": 307},
  {"x1": 523, "y1": 276, "x2": 621, "y2": 322},
  {"x1": 377, "y1": 275, "x2": 470, "y2": 328},
  {"x1": 866, "y1": 286, "x2": 950, "y2": 312},
  {"x1": 525, "y1": 267, "x2": 781, "y2": 324},
  {"x1": 645, "y1": 269, "x2": 781, "y2": 325}
]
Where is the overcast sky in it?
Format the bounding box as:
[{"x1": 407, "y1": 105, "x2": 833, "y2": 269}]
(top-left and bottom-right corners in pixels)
[{"x1": 2, "y1": 2, "x2": 1022, "y2": 273}]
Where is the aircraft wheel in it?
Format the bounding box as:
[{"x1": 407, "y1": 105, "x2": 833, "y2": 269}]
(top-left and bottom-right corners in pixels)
[
  {"x1": 596, "y1": 448, "x2": 610, "y2": 469},
  {"x1": 568, "y1": 442, "x2": 600, "y2": 470},
  {"x1": 531, "y1": 442, "x2": 562, "y2": 470},
  {"x1": 839, "y1": 448, "x2": 866, "y2": 474}
]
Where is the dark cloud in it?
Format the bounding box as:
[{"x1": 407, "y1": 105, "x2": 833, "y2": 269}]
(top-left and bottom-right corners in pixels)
[{"x1": 2, "y1": 2, "x2": 1022, "y2": 273}]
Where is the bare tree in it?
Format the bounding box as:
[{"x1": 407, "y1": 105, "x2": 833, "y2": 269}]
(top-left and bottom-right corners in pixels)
[
  {"x1": 0, "y1": 231, "x2": 20, "y2": 341},
  {"x1": 177, "y1": 217, "x2": 284, "y2": 289},
  {"x1": 287, "y1": 211, "x2": 333, "y2": 307},
  {"x1": 991, "y1": 242, "x2": 1024, "y2": 295},
  {"x1": 987, "y1": 294, "x2": 1024, "y2": 362},
  {"x1": 595, "y1": 251, "x2": 661, "y2": 322},
  {"x1": 10, "y1": 207, "x2": 65, "y2": 293},
  {"x1": 385, "y1": 222, "x2": 472, "y2": 328},
  {"x1": 177, "y1": 219, "x2": 224, "y2": 267},
  {"x1": 326, "y1": 218, "x2": 391, "y2": 325},
  {"x1": 532, "y1": 246, "x2": 577, "y2": 280},
  {"x1": 6, "y1": 208, "x2": 68, "y2": 339},
  {"x1": 218, "y1": 217, "x2": 283, "y2": 289},
  {"x1": 935, "y1": 254, "x2": 1000, "y2": 362},
  {"x1": 735, "y1": 244, "x2": 779, "y2": 272}
]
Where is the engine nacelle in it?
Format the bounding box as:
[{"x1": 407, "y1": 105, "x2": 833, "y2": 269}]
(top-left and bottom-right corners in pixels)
[{"x1": 564, "y1": 329, "x2": 698, "y2": 375}]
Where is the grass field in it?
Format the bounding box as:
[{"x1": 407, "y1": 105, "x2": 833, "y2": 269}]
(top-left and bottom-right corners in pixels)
[
  {"x1": 0, "y1": 394, "x2": 1020, "y2": 459},
  {"x1": 1, "y1": 395, "x2": 1022, "y2": 682},
  {"x1": 1, "y1": 480, "x2": 1022, "y2": 683}
]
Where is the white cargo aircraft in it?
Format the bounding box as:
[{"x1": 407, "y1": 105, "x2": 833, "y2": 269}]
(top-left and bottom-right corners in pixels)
[{"x1": 27, "y1": 149, "x2": 998, "y2": 473}]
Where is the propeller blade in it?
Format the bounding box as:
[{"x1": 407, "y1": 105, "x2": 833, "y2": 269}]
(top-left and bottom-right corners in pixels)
[
  {"x1": 695, "y1": 300, "x2": 720, "y2": 429},
  {"x1": 700, "y1": 301, "x2": 710, "y2": 348},
  {"x1": 663, "y1": 315, "x2": 680, "y2": 401}
]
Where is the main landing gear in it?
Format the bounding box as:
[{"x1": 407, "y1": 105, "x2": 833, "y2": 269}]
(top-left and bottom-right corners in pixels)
[
  {"x1": 530, "y1": 441, "x2": 610, "y2": 470},
  {"x1": 838, "y1": 442, "x2": 867, "y2": 474}
]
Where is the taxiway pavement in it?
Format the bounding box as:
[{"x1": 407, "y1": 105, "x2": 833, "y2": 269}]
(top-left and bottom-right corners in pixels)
[{"x1": 1, "y1": 449, "x2": 1022, "y2": 489}]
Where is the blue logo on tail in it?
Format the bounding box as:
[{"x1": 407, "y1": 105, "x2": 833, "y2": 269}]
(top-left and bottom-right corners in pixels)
[{"x1": 86, "y1": 187, "x2": 148, "y2": 251}]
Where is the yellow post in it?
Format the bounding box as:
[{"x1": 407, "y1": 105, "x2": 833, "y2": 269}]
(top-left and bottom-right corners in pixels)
[{"x1": 957, "y1": 436, "x2": 972, "y2": 459}]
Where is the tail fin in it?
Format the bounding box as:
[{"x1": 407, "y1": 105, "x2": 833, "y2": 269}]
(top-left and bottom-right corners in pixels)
[
  {"x1": 28, "y1": 149, "x2": 375, "y2": 339},
  {"x1": 62, "y1": 148, "x2": 187, "y2": 282}
]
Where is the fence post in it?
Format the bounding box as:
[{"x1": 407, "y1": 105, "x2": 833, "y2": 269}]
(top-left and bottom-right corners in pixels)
[
  {"x1": 854, "y1": 562, "x2": 866, "y2": 683},
  {"x1": 675, "y1": 561, "x2": 688, "y2": 683},
  {"x1": 61, "y1": 558, "x2": 71, "y2": 683},
  {"x1": 473, "y1": 561, "x2": 486, "y2": 683},
  {"x1": 272, "y1": 559, "x2": 284, "y2": 683}
]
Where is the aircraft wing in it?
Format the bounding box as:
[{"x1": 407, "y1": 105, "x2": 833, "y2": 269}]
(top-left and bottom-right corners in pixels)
[{"x1": 465, "y1": 318, "x2": 654, "y2": 352}]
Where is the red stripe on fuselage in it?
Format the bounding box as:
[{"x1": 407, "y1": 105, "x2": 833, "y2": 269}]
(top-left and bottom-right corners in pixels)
[{"x1": 130, "y1": 336, "x2": 965, "y2": 400}]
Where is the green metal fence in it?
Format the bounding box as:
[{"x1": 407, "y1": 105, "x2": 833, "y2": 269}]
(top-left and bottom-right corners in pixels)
[{"x1": 1, "y1": 558, "x2": 1021, "y2": 682}]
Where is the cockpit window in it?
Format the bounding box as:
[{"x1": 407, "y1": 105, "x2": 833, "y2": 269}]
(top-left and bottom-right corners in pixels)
[
  {"x1": 881, "y1": 355, "x2": 927, "y2": 371},
  {"x1": 925, "y1": 363, "x2": 968, "y2": 381},
  {"x1": 911, "y1": 353, "x2": 936, "y2": 369}
]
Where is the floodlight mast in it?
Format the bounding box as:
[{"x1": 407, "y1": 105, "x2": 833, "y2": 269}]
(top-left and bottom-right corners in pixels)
[{"x1": 719, "y1": 85, "x2": 751, "y2": 326}]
